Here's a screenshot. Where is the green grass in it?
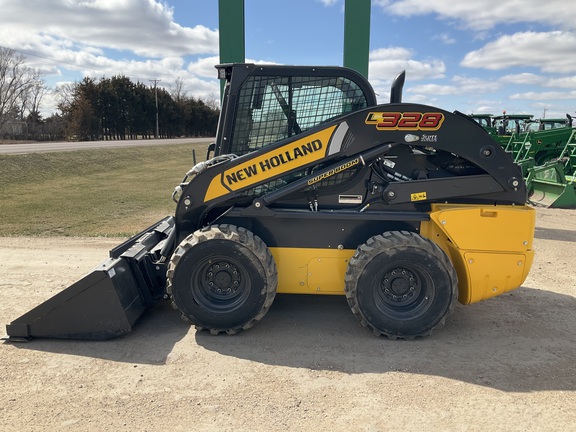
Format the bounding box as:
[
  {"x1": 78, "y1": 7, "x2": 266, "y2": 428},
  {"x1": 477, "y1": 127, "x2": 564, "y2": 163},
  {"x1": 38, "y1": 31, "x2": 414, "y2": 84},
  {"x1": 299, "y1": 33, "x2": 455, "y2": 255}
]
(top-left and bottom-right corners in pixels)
[{"x1": 0, "y1": 142, "x2": 210, "y2": 237}]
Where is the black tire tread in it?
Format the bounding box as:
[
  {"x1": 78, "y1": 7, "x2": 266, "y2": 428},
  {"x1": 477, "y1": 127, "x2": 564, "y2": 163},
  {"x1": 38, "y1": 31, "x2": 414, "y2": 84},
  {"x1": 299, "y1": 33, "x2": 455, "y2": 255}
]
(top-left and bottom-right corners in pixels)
[
  {"x1": 166, "y1": 224, "x2": 277, "y2": 335},
  {"x1": 344, "y1": 230, "x2": 457, "y2": 340}
]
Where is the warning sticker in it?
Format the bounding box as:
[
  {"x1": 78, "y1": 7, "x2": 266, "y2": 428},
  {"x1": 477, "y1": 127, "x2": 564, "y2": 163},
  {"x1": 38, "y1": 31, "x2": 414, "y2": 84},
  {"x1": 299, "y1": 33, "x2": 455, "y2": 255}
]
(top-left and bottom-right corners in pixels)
[{"x1": 410, "y1": 192, "x2": 427, "y2": 202}]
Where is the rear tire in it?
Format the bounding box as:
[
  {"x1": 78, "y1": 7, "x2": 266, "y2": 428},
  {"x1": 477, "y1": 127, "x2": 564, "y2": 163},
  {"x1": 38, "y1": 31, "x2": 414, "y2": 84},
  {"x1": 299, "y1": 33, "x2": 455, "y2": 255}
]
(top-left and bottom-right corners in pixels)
[
  {"x1": 345, "y1": 231, "x2": 457, "y2": 339},
  {"x1": 167, "y1": 225, "x2": 277, "y2": 335}
]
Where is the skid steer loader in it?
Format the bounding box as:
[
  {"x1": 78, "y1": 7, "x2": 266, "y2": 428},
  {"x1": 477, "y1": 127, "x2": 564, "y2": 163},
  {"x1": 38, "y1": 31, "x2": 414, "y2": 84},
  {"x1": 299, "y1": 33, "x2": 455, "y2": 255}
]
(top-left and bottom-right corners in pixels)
[{"x1": 6, "y1": 64, "x2": 535, "y2": 341}]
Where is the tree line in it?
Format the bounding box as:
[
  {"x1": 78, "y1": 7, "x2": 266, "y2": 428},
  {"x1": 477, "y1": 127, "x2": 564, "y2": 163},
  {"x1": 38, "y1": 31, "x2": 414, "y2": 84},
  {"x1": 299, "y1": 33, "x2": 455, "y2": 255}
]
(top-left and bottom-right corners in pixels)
[{"x1": 0, "y1": 47, "x2": 220, "y2": 142}]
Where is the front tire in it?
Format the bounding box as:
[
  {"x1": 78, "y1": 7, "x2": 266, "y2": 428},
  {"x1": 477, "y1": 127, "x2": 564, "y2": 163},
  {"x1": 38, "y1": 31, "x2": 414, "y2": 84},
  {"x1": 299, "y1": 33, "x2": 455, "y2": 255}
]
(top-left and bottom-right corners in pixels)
[
  {"x1": 345, "y1": 231, "x2": 457, "y2": 339},
  {"x1": 167, "y1": 225, "x2": 277, "y2": 335}
]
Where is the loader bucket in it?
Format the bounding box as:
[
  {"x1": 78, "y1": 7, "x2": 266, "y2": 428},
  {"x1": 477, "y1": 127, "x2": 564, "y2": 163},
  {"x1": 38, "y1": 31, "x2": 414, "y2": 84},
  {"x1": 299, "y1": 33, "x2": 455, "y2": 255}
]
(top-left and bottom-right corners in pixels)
[
  {"x1": 527, "y1": 163, "x2": 576, "y2": 208},
  {"x1": 6, "y1": 217, "x2": 175, "y2": 341},
  {"x1": 529, "y1": 179, "x2": 576, "y2": 208}
]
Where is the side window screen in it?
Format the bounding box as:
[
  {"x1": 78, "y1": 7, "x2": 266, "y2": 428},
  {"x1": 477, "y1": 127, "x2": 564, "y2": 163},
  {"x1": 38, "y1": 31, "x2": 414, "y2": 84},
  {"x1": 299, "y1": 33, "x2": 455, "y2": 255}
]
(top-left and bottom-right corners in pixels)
[{"x1": 230, "y1": 75, "x2": 368, "y2": 155}]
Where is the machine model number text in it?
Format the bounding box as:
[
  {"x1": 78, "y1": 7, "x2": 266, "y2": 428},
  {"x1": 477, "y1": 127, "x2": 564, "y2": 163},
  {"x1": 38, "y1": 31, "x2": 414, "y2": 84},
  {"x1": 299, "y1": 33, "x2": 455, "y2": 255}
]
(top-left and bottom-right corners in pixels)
[{"x1": 365, "y1": 112, "x2": 445, "y2": 131}]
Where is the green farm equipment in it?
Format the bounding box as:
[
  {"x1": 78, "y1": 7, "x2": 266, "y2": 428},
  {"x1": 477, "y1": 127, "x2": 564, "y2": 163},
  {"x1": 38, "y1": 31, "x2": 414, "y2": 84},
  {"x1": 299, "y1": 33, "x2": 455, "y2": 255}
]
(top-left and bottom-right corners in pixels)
[
  {"x1": 492, "y1": 114, "x2": 534, "y2": 147},
  {"x1": 504, "y1": 126, "x2": 575, "y2": 167},
  {"x1": 469, "y1": 113, "x2": 494, "y2": 129},
  {"x1": 482, "y1": 112, "x2": 576, "y2": 208},
  {"x1": 525, "y1": 130, "x2": 576, "y2": 208},
  {"x1": 469, "y1": 114, "x2": 498, "y2": 140},
  {"x1": 525, "y1": 115, "x2": 573, "y2": 132}
]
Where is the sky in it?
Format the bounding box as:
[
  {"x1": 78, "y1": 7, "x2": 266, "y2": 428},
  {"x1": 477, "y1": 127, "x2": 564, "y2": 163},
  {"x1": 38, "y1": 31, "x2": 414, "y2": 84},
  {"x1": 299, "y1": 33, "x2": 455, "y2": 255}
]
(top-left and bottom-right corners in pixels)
[{"x1": 1, "y1": 0, "x2": 576, "y2": 119}]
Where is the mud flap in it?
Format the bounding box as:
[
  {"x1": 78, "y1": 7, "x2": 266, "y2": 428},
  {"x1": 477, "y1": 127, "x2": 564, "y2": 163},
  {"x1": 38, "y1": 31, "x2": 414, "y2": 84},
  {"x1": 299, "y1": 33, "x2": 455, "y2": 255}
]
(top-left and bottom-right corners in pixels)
[{"x1": 5, "y1": 217, "x2": 176, "y2": 341}]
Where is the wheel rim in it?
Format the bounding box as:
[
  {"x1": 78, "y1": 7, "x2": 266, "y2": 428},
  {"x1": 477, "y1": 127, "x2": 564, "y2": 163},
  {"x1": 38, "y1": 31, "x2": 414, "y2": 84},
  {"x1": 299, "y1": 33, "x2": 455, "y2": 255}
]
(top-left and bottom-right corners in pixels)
[
  {"x1": 190, "y1": 255, "x2": 251, "y2": 313},
  {"x1": 373, "y1": 261, "x2": 433, "y2": 318}
]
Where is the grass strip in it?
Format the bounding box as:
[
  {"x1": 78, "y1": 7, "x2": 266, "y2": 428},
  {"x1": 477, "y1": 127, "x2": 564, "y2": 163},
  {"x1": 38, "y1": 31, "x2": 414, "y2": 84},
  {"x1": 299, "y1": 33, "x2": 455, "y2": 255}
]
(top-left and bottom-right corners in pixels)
[{"x1": 0, "y1": 142, "x2": 209, "y2": 237}]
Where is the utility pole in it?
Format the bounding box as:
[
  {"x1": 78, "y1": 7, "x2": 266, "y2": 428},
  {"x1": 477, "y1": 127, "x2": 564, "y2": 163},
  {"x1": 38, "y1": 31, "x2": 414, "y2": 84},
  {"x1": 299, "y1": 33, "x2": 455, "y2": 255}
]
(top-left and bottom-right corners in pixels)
[{"x1": 150, "y1": 79, "x2": 161, "y2": 138}]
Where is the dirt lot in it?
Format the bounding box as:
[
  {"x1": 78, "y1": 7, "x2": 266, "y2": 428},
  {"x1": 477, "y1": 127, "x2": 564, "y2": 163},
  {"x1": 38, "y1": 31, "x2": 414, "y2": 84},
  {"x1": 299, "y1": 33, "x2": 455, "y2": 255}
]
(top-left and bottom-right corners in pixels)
[{"x1": 1, "y1": 207, "x2": 575, "y2": 432}]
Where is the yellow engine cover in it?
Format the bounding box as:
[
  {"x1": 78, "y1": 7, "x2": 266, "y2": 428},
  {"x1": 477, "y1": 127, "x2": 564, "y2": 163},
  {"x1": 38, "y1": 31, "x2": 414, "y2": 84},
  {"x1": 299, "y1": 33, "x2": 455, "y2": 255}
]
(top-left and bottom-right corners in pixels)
[
  {"x1": 269, "y1": 204, "x2": 535, "y2": 305},
  {"x1": 420, "y1": 204, "x2": 535, "y2": 304}
]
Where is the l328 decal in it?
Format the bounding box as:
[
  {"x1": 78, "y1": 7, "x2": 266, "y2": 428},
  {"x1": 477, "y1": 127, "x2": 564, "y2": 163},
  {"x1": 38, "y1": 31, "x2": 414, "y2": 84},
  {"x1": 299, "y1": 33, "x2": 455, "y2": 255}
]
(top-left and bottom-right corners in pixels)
[{"x1": 365, "y1": 112, "x2": 445, "y2": 131}]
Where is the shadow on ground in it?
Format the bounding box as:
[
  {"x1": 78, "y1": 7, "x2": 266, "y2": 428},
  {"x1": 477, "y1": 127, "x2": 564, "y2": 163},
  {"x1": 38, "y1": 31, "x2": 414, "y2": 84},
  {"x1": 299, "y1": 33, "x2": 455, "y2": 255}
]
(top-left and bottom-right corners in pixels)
[
  {"x1": 195, "y1": 288, "x2": 576, "y2": 393},
  {"x1": 6, "y1": 286, "x2": 575, "y2": 393},
  {"x1": 535, "y1": 226, "x2": 576, "y2": 242},
  {"x1": 5, "y1": 301, "x2": 190, "y2": 365}
]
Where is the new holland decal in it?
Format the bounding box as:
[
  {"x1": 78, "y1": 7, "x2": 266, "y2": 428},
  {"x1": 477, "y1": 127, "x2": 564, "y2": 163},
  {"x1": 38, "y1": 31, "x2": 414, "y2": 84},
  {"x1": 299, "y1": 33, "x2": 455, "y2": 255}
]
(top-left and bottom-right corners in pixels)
[
  {"x1": 204, "y1": 125, "x2": 337, "y2": 202},
  {"x1": 365, "y1": 112, "x2": 445, "y2": 131}
]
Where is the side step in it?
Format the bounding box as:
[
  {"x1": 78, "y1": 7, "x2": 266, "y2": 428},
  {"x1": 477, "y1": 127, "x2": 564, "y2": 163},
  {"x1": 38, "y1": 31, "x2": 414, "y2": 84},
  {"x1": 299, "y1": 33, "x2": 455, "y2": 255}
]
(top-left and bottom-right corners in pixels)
[{"x1": 5, "y1": 217, "x2": 175, "y2": 341}]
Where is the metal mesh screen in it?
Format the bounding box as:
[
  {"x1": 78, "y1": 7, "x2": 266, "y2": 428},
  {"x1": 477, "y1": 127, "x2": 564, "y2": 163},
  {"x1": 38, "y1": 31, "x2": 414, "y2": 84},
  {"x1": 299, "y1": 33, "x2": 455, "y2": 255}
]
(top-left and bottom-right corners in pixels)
[{"x1": 230, "y1": 75, "x2": 368, "y2": 156}]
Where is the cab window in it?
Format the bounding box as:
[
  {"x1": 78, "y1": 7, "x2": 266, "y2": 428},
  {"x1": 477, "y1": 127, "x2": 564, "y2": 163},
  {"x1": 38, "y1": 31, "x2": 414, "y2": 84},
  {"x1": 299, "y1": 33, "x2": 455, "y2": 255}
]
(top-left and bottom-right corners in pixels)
[{"x1": 230, "y1": 75, "x2": 368, "y2": 155}]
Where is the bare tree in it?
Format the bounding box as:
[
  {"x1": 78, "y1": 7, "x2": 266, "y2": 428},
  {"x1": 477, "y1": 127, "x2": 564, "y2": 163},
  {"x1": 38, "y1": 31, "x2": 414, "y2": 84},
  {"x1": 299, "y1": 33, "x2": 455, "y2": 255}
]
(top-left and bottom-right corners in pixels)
[
  {"x1": 20, "y1": 78, "x2": 47, "y2": 119},
  {"x1": 54, "y1": 82, "x2": 77, "y2": 113},
  {"x1": 204, "y1": 94, "x2": 221, "y2": 111},
  {"x1": 170, "y1": 76, "x2": 186, "y2": 103},
  {"x1": 0, "y1": 47, "x2": 44, "y2": 131}
]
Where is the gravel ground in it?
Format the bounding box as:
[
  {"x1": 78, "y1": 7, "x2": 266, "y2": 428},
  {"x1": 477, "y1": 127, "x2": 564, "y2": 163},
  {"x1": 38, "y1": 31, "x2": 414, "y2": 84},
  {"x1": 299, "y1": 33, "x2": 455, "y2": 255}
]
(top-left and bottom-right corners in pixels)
[{"x1": 1, "y1": 207, "x2": 575, "y2": 432}]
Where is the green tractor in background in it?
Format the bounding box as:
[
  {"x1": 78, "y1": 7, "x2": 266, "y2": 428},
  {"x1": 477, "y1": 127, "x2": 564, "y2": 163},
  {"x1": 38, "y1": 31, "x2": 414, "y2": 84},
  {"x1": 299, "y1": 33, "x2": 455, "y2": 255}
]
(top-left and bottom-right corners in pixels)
[
  {"x1": 492, "y1": 113, "x2": 534, "y2": 146},
  {"x1": 526, "y1": 115, "x2": 573, "y2": 132},
  {"x1": 470, "y1": 112, "x2": 576, "y2": 208}
]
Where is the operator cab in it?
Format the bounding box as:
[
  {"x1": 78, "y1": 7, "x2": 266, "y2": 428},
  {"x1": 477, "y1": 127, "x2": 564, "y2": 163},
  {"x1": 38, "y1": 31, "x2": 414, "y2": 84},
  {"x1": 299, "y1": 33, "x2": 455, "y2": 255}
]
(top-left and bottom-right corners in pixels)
[
  {"x1": 215, "y1": 63, "x2": 377, "y2": 157},
  {"x1": 492, "y1": 114, "x2": 533, "y2": 135}
]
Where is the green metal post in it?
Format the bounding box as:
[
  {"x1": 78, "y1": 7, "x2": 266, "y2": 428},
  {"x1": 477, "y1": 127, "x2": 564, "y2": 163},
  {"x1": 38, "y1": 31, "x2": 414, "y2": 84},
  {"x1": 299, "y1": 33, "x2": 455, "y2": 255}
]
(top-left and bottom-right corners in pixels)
[
  {"x1": 343, "y1": 0, "x2": 371, "y2": 78},
  {"x1": 218, "y1": 0, "x2": 245, "y2": 95}
]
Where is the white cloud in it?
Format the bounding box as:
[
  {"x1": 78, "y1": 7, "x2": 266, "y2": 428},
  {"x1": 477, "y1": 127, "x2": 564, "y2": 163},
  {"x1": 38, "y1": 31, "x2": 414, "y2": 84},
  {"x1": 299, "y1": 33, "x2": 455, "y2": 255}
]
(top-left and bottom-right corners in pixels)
[
  {"x1": 510, "y1": 91, "x2": 576, "y2": 101},
  {"x1": 471, "y1": 104, "x2": 501, "y2": 114},
  {"x1": 371, "y1": 47, "x2": 411, "y2": 61},
  {"x1": 369, "y1": 47, "x2": 445, "y2": 81},
  {"x1": 370, "y1": 1, "x2": 576, "y2": 112},
  {"x1": 374, "y1": 0, "x2": 576, "y2": 31},
  {"x1": 452, "y1": 75, "x2": 500, "y2": 92},
  {"x1": 369, "y1": 47, "x2": 446, "y2": 103},
  {"x1": 433, "y1": 33, "x2": 456, "y2": 45},
  {"x1": 408, "y1": 83, "x2": 457, "y2": 96},
  {"x1": 546, "y1": 76, "x2": 576, "y2": 88},
  {"x1": 408, "y1": 94, "x2": 436, "y2": 104},
  {"x1": 187, "y1": 56, "x2": 221, "y2": 79},
  {"x1": 0, "y1": 0, "x2": 222, "y2": 113},
  {"x1": 499, "y1": 73, "x2": 544, "y2": 86},
  {"x1": 462, "y1": 31, "x2": 576, "y2": 73},
  {"x1": 0, "y1": 0, "x2": 218, "y2": 58},
  {"x1": 499, "y1": 73, "x2": 576, "y2": 90},
  {"x1": 367, "y1": 47, "x2": 445, "y2": 103},
  {"x1": 408, "y1": 76, "x2": 500, "y2": 96}
]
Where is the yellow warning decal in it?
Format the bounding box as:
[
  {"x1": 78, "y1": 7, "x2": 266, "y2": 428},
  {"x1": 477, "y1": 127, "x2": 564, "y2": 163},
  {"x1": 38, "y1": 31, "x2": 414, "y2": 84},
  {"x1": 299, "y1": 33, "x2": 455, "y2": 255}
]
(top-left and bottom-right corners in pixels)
[
  {"x1": 411, "y1": 192, "x2": 427, "y2": 202},
  {"x1": 204, "y1": 125, "x2": 337, "y2": 202}
]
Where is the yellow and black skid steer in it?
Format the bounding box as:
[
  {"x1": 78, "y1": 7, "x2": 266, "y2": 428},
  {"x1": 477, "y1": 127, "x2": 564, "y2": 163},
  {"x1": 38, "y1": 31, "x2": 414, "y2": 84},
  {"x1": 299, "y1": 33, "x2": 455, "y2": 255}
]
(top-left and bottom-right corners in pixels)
[{"x1": 6, "y1": 64, "x2": 535, "y2": 340}]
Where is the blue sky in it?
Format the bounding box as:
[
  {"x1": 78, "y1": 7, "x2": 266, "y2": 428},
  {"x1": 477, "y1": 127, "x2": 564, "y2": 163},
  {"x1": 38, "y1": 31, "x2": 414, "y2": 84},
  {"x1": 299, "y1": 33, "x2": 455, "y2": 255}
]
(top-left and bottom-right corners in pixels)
[{"x1": 1, "y1": 0, "x2": 575, "y2": 119}]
